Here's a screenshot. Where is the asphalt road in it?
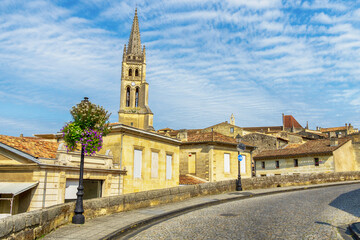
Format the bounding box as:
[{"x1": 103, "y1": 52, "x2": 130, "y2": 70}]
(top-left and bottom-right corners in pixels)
[{"x1": 125, "y1": 183, "x2": 360, "y2": 240}]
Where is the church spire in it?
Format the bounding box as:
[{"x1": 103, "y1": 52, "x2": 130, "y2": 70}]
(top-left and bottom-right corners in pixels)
[{"x1": 127, "y1": 8, "x2": 142, "y2": 56}]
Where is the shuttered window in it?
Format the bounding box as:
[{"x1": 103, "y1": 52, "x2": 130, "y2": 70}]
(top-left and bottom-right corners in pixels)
[
  {"x1": 224, "y1": 153, "x2": 230, "y2": 173},
  {"x1": 166, "y1": 155, "x2": 172, "y2": 180},
  {"x1": 151, "y1": 152, "x2": 159, "y2": 178},
  {"x1": 134, "y1": 149, "x2": 142, "y2": 179}
]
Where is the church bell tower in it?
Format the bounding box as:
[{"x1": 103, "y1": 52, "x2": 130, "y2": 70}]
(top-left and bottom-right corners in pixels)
[{"x1": 118, "y1": 9, "x2": 154, "y2": 131}]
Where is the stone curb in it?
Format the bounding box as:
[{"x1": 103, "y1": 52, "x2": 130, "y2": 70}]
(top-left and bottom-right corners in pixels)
[{"x1": 101, "y1": 181, "x2": 360, "y2": 240}]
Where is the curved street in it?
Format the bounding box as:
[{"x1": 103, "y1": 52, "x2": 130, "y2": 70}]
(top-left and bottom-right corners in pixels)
[{"x1": 127, "y1": 183, "x2": 360, "y2": 240}]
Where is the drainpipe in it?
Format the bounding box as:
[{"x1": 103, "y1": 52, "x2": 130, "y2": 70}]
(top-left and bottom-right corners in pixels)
[
  {"x1": 42, "y1": 170, "x2": 48, "y2": 208},
  {"x1": 120, "y1": 133, "x2": 124, "y2": 169},
  {"x1": 118, "y1": 133, "x2": 124, "y2": 195}
]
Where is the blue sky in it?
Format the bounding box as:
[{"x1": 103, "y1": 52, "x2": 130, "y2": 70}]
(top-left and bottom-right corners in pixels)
[{"x1": 1, "y1": 0, "x2": 360, "y2": 136}]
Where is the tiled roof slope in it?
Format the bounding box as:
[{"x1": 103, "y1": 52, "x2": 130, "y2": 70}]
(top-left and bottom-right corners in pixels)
[
  {"x1": 283, "y1": 115, "x2": 302, "y2": 128},
  {"x1": 187, "y1": 131, "x2": 237, "y2": 144},
  {"x1": 0, "y1": 135, "x2": 58, "y2": 159},
  {"x1": 179, "y1": 175, "x2": 206, "y2": 185},
  {"x1": 242, "y1": 126, "x2": 283, "y2": 132},
  {"x1": 320, "y1": 126, "x2": 347, "y2": 132},
  {"x1": 254, "y1": 138, "x2": 350, "y2": 160}
]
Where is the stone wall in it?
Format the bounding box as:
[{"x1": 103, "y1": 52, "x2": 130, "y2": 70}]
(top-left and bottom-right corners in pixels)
[
  {"x1": 242, "y1": 133, "x2": 283, "y2": 155},
  {"x1": 2, "y1": 171, "x2": 360, "y2": 239}
]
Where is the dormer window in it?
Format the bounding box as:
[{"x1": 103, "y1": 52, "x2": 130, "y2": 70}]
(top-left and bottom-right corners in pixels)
[
  {"x1": 129, "y1": 69, "x2": 132, "y2": 76},
  {"x1": 135, "y1": 69, "x2": 139, "y2": 76}
]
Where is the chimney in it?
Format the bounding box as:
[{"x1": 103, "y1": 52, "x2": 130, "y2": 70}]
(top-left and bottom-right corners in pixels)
[
  {"x1": 20, "y1": 134, "x2": 23, "y2": 137},
  {"x1": 330, "y1": 136, "x2": 338, "y2": 147},
  {"x1": 306, "y1": 121, "x2": 309, "y2": 130},
  {"x1": 177, "y1": 129, "x2": 188, "y2": 141},
  {"x1": 282, "y1": 113, "x2": 285, "y2": 129}
]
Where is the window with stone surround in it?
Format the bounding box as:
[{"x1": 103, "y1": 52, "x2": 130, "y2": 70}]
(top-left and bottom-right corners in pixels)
[
  {"x1": 134, "y1": 149, "x2": 142, "y2": 179},
  {"x1": 166, "y1": 154, "x2": 172, "y2": 180},
  {"x1": 261, "y1": 161, "x2": 265, "y2": 169},
  {"x1": 224, "y1": 153, "x2": 230, "y2": 173},
  {"x1": 314, "y1": 158, "x2": 319, "y2": 166},
  {"x1": 135, "y1": 69, "x2": 139, "y2": 76},
  {"x1": 151, "y1": 152, "x2": 159, "y2": 178},
  {"x1": 294, "y1": 159, "x2": 298, "y2": 167},
  {"x1": 276, "y1": 160, "x2": 279, "y2": 169},
  {"x1": 129, "y1": 68, "x2": 132, "y2": 76}
]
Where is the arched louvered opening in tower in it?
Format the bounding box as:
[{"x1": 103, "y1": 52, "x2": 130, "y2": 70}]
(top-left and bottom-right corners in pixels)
[
  {"x1": 135, "y1": 69, "x2": 139, "y2": 76},
  {"x1": 129, "y1": 68, "x2": 132, "y2": 76},
  {"x1": 126, "y1": 87, "x2": 131, "y2": 107},
  {"x1": 135, "y1": 87, "x2": 139, "y2": 107}
]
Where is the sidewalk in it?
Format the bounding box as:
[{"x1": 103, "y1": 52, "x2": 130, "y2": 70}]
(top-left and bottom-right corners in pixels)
[{"x1": 43, "y1": 181, "x2": 360, "y2": 240}]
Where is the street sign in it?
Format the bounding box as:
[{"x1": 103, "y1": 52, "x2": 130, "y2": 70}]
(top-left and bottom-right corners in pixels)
[{"x1": 238, "y1": 154, "x2": 243, "y2": 161}]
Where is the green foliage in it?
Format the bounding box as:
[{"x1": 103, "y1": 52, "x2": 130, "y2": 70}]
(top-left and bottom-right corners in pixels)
[{"x1": 61, "y1": 98, "x2": 111, "y2": 155}]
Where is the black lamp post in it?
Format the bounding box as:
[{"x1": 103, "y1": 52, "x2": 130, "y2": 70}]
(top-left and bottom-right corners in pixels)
[
  {"x1": 72, "y1": 97, "x2": 88, "y2": 224},
  {"x1": 235, "y1": 134, "x2": 244, "y2": 191}
]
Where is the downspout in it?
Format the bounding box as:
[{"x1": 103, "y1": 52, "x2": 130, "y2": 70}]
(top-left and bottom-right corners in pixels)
[
  {"x1": 118, "y1": 133, "x2": 124, "y2": 195},
  {"x1": 42, "y1": 170, "x2": 48, "y2": 208}
]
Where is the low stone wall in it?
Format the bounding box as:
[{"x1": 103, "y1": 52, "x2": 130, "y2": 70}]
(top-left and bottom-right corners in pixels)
[{"x1": 1, "y1": 171, "x2": 360, "y2": 239}]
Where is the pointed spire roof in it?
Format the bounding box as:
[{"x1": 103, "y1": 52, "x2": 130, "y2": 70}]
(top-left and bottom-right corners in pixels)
[{"x1": 127, "y1": 8, "x2": 142, "y2": 56}]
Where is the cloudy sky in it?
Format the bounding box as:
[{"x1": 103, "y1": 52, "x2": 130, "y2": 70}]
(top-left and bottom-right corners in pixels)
[{"x1": 1, "y1": 0, "x2": 360, "y2": 136}]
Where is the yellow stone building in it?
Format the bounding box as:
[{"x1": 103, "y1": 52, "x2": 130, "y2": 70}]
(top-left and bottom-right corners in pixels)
[
  {"x1": 0, "y1": 135, "x2": 125, "y2": 217},
  {"x1": 253, "y1": 137, "x2": 356, "y2": 176},
  {"x1": 168, "y1": 130, "x2": 255, "y2": 182},
  {"x1": 99, "y1": 10, "x2": 181, "y2": 193},
  {"x1": 101, "y1": 124, "x2": 180, "y2": 194}
]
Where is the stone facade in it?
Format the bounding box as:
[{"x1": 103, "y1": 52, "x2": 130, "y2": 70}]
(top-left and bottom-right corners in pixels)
[
  {"x1": 254, "y1": 138, "x2": 357, "y2": 176},
  {"x1": 241, "y1": 132, "x2": 288, "y2": 155},
  {"x1": 0, "y1": 138, "x2": 125, "y2": 216},
  {"x1": 101, "y1": 124, "x2": 181, "y2": 194},
  {"x1": 203, "y1": 121, "x2": 243, "y2": 138},
  {"x1": 179, "y1": 133, "x2": 253, "y2": 182}
]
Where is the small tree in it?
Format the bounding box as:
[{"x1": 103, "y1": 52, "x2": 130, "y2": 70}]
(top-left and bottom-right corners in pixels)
[{"x1": 60, "y1": 97, "x2": 111, "y2": 224}]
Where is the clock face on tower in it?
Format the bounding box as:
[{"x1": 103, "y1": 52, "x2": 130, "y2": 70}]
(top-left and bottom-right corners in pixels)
[{"x1": 131, "y1": 82, "x2": 135, "y2": 86}]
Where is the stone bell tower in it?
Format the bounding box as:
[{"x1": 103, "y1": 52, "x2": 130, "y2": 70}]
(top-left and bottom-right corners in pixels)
[{"x1": 118, "y1": 9, "x2": 154, "y2": 131}]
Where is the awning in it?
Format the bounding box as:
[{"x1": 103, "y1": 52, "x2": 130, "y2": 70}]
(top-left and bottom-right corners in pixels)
[{"x1": 0, "y1": 182, "x2": 38, "y2": 196}]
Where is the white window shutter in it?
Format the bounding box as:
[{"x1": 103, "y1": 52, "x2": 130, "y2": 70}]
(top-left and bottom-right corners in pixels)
[
  {"x1": 134, "y1": 149, "x2": 142, "y2": 179},
  {"x1": 224, "y1": 153, "x2": 230, "y2": 173},
  {"x1": 241, "y1": 155, "x2": 246, "y2": 174},
  {"x1": 166, "y1": 155, "x2": 172, "y2": 180},
  {"x1": 151, "y1": 152, "x2": 159, "y2": 178}
]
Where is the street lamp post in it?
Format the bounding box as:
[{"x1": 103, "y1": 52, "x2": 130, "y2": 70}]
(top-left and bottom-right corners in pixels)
[
  {"x1": 236, "y1": 134, "x2": 244, "y2": 191},
  {"x1": 72, "y1": 97, "x2": 89, "y2": 224},
  {"x1": 72, "y1": 144, "x2": 85, "y2": 224}
]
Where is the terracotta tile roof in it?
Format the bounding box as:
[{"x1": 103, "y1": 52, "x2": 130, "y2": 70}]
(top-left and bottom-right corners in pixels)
[
  {"x1": 0, "y1": 135, "x2": 58, "y2": 159},
  {"x1": 186, "y1": 131, "x2": 240, "y2": 144},
  {"x1": 157, "y1": 128, "x2": 173, "y2": 131},
  {"x1": 179, "y1": 175, "x2": 206, "y2": 185},
  {"x1": 283, "y1": 143, "x2": 303, "y2": 149},
  {"x1": 283, "y1": 115, "x2": 302, "y2": 129},
  {"x1": 243, "y1": 126, "x2": 283, "y2": 132},
  {"x1": 320, "y1": 126, "x2": 347, "y2": 133},
  {"x1": 254, "y1": 138, "x2": 350, "y2": 160}
]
